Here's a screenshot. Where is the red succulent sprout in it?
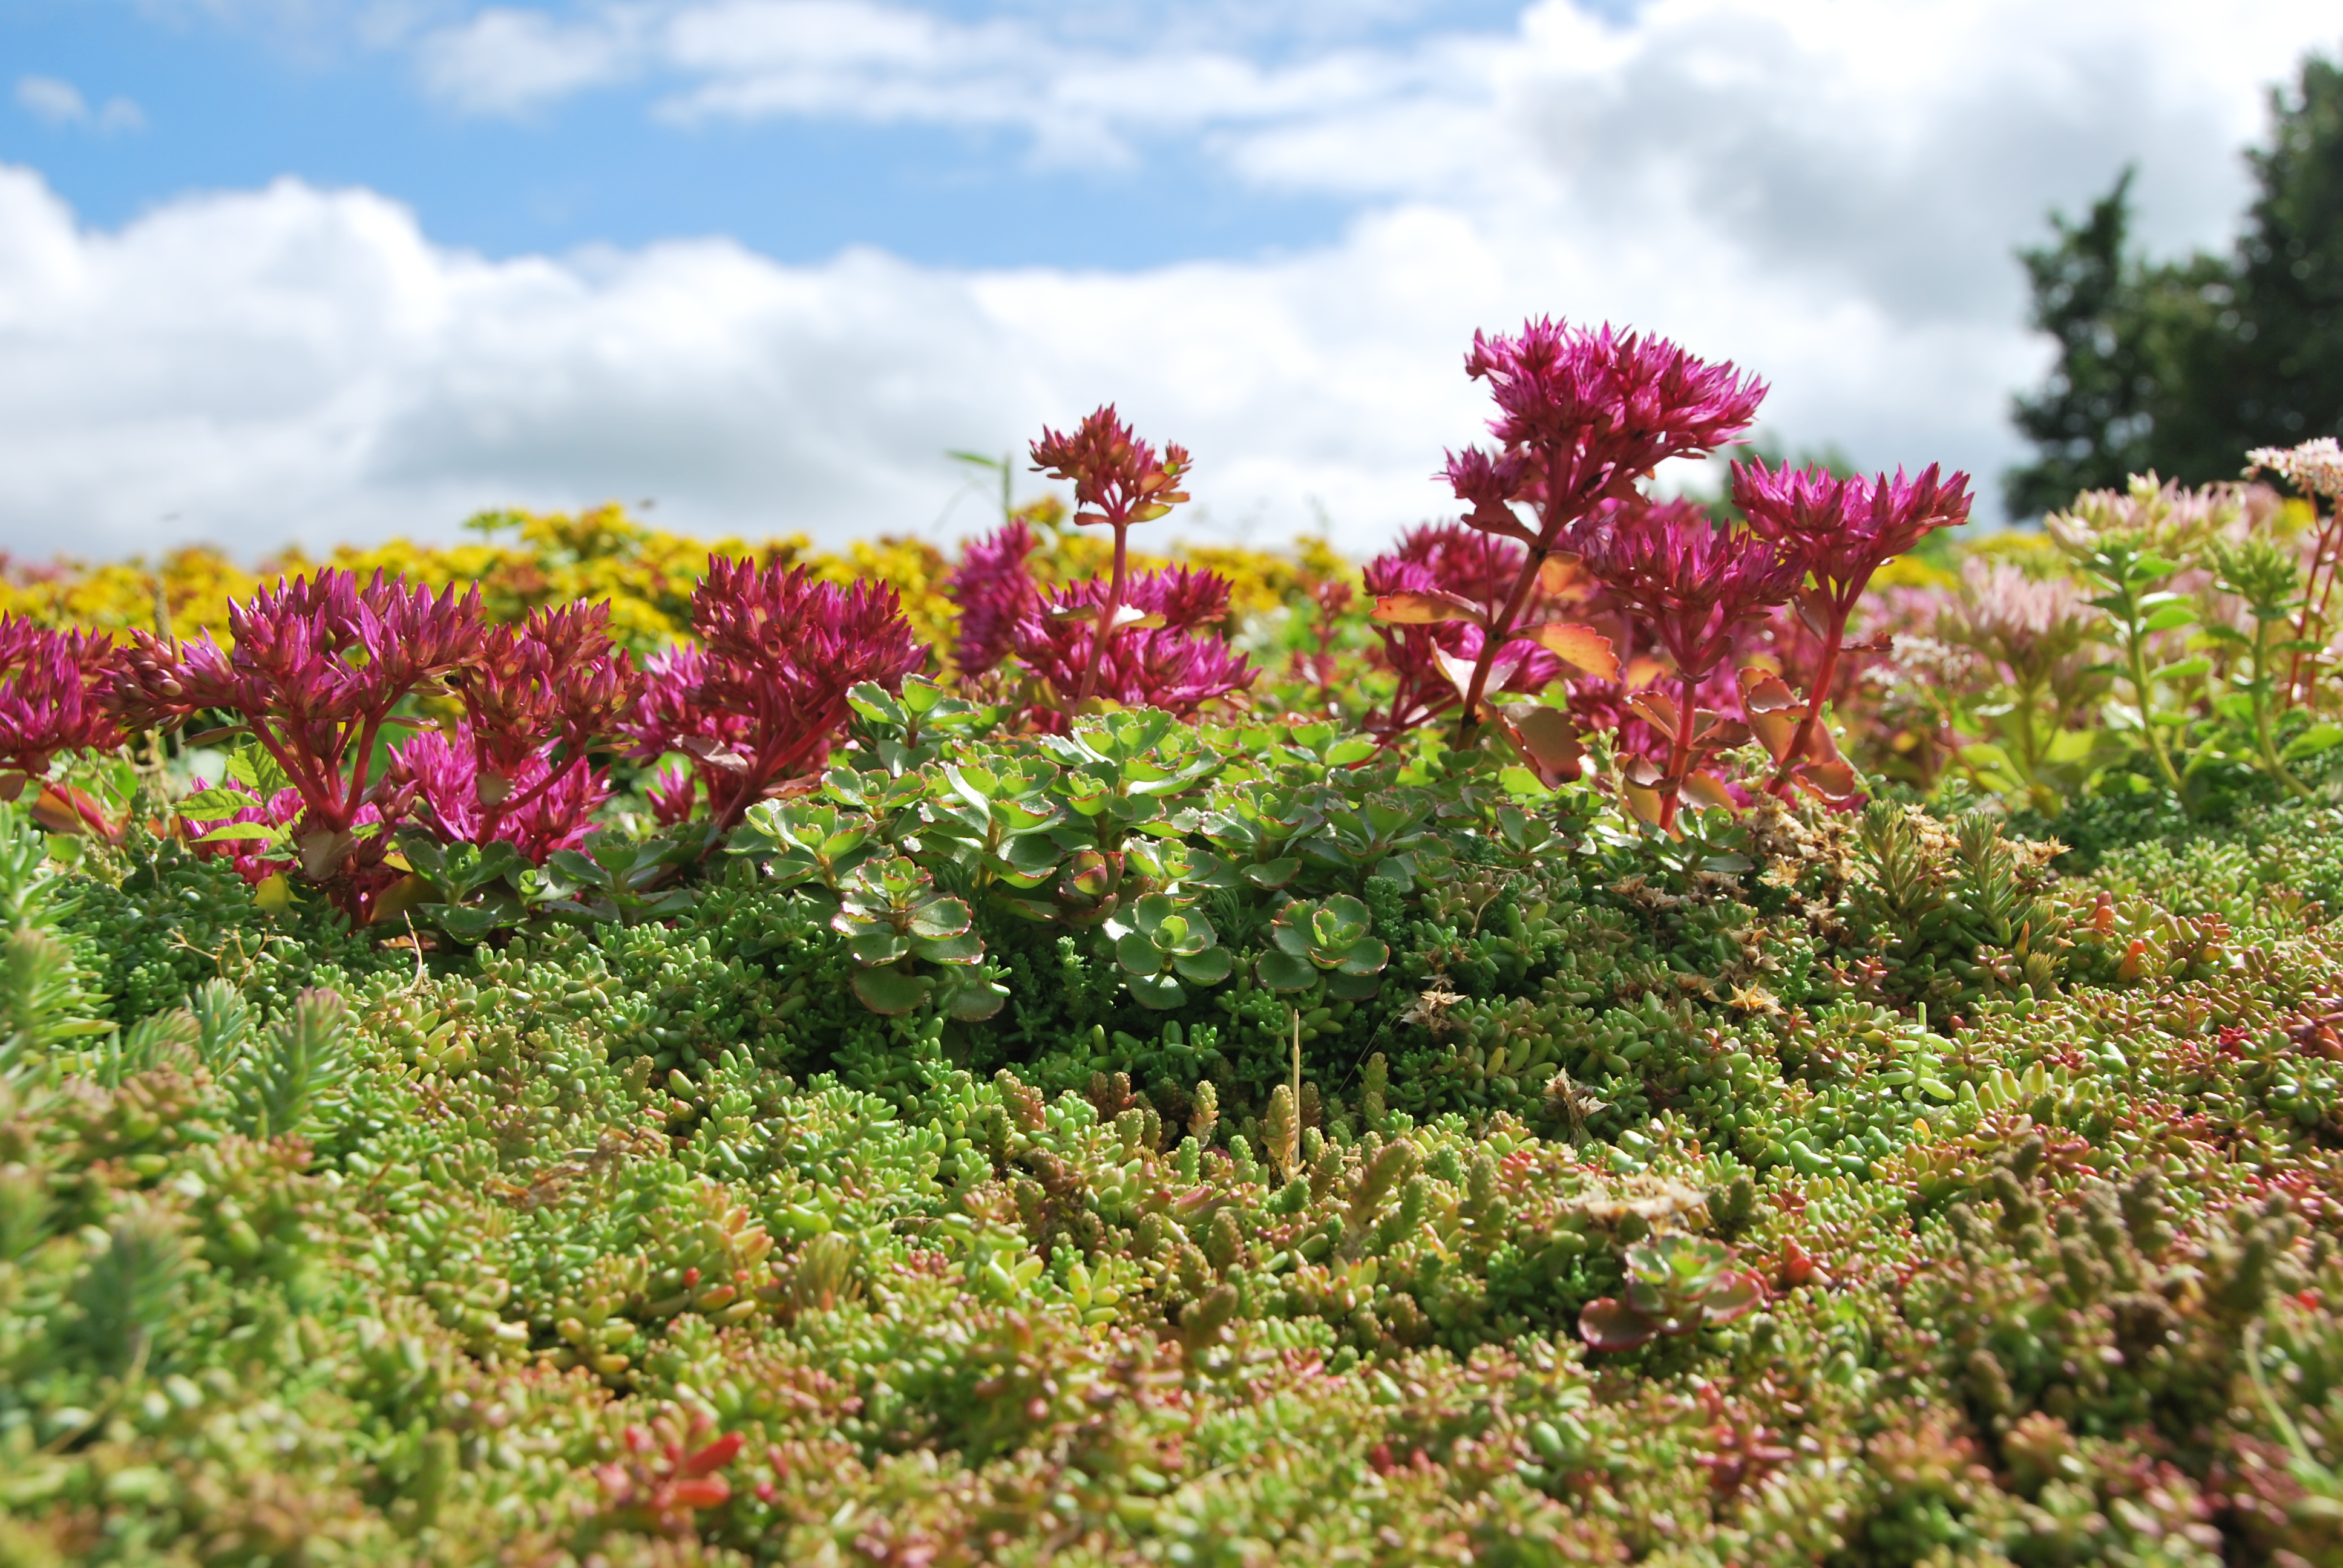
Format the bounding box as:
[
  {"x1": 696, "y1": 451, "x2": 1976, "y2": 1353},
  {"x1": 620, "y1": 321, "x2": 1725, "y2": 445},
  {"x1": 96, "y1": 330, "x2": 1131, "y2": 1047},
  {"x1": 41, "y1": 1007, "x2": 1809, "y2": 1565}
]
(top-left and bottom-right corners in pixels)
[
  {"x1": 594, "y1": 1417, "x2": 744, "y2": 1539},
  {"x1": 1574, "y1": 499, "x2": 1808, "y2": 829},
  {"x1": 1733, "y1": 460, "x2": 1971, "y2": 799},
  {"x1": 0, "y1": 615, "x2": 122, "y2": 837},
  {"x1": 1011, "y1": 567, "x2": 1254, "y2": 730},
  {"x1": 944, "y1": 519, "x2": 1043, "y2": 678},
  {"x1": 106, "y1": 570, "x2": 484, "y2": 916},
  {"x1": 1029, "y1": 406, "x2": 1192, "y2": 710},
  {"x1": 388, "y1": 724, "x2": 608, "y2": 864},
  {"x1": 1428, "y1": 319, "x2": 1766, "y2": 730},
  {"x1": 621, "y1": 558, "x2": 926, "y2": 840}
]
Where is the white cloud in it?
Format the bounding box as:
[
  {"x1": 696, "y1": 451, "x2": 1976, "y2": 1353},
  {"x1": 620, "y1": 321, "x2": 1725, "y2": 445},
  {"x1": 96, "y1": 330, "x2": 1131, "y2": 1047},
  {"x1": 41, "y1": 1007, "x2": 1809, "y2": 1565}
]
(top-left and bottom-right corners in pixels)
[
  {"x1": 415, "y1": 5, "x2": 649, "y2": 116},
  {"x1": 14, "y1": 76, "x2": 145, "y2": 131},
  {"x1": 2, "y1": 0, "x2": 2339, "y2": 563}
]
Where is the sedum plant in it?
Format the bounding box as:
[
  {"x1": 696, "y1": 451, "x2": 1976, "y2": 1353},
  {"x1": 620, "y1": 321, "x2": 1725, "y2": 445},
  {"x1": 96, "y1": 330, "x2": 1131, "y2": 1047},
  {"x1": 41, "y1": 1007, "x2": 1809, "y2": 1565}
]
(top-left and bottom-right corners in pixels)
[
  {"x1": 110, "y1": 569, "x2": 485, "y2": 916},
  {"x1": 624, "y1": 557, "x2": 925, "y2": 841}
]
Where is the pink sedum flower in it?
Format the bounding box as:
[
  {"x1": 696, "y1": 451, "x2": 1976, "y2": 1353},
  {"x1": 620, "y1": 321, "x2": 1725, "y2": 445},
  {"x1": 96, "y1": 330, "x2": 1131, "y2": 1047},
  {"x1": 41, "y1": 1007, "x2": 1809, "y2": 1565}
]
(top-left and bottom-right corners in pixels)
[
  {"x1": 1574, "y1": 501, "x2": 1807, "y2": 684},
  {"x1": 1011, "y1": 567, "x2": 1254, "y2": 730},
  {"x1": 622, "y1": 558, "x2": 926, "y2": 837},
  {"x1": 390, "y1": 722, "x2": 609, "y2": 864},
  {"x1": 0, "y1": 615, "x2": 120, "y2": 791},
  {"x1": 944, "y1": 521, "x2": 1042, "y2": 678},
  {"x1": 1447, "y1": 320, "x2": 1767, "y2": 549}
]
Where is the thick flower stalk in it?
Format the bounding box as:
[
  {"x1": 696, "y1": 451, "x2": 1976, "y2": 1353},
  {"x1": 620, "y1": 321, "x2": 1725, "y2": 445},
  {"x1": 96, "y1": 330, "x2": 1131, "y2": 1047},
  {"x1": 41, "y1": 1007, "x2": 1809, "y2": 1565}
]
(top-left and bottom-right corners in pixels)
[
  {"x1": 0, "y1": 616, "x2": 122, "y2": 835},
  {"x1": 1362, "y1": 525, "x2": 1566, "y2": 739},
  {"x1": 1029, "y1": 407, "x2": 1191, "y2": 711},
  {"x1": 1011, "y1": 567, "x2": 1254, "y2": 730},
  {"x1": 1733, "y1": 461, "x2": 1971, "y2": 797},
  {"x1": 107, "y1": 570, "x2": 483, "y2": 909},
  {"x1": 1577, "y1": 501, "x2": 1807, "y2": 830},
  {"x1": 1432, "y1": 319, "x2": 1765, "y2": 734},
  {"x1": 623, "y1": 558, "x2": 925, "y2": 840},
  {"x1": 944, "y1": 520, "x2": 1042, "y2": 678}
]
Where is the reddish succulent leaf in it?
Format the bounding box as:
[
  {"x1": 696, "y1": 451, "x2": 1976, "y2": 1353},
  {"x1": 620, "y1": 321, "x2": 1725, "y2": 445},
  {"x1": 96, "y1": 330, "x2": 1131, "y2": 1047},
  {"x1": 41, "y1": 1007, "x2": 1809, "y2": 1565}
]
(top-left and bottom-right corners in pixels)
[
  {"x1": 1372, "y1": 590, "x2": 1488, "y2": 627},
  {"x1": 680, "y1": 1432, "x2": 746, "y2": 1478},
  {"x1": 1737, "y1": 666, "x2": 1799, "y2": 713},
  {"x1": 1579, "y1": 1296, "x2": 1658, "y2": 1351},
  {"x1": 1627, "y1": 691, "x2": 1681, "y2": 734},
  {"x1": 1694, "y1": 716, "x2": 1751, "y2": 751},
  {"x1": 1499, "y1": 704, "x2": 1585, "y2": 786},
  {"x1": 1529, "y1": 622, "x2": 1620, "y2": 680},
  {"x1": 1681, "y1": 771, "x2": 1738, "y2": 812},
  {"x1": 1748, "y1": 708, "x2": 1800, "y2": 763},
  {"x1": 1700, "y1": 1270, "x2": 1766, "y2": 1326},
  {"x1": 1794, "y1": 759, "x2": 1861, "y2": 801},
  {"x1": 1538, "y1": 554, "x2": 1585, "y2": 595}
]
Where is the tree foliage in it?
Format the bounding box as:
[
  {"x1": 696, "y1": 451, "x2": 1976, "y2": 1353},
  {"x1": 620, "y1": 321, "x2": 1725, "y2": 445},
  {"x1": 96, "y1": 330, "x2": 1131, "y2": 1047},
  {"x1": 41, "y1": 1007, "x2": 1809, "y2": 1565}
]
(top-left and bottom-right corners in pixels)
[{"x1": 2008, "y1": 53, "x2": 2343, "y2": 516}]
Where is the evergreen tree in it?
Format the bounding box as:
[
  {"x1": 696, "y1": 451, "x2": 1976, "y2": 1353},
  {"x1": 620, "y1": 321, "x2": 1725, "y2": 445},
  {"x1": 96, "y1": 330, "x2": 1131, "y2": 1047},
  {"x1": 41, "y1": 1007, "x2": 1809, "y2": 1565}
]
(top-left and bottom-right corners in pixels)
[{"x1": 2006, "y1": 53, "x2": 2343, "y2": 517}]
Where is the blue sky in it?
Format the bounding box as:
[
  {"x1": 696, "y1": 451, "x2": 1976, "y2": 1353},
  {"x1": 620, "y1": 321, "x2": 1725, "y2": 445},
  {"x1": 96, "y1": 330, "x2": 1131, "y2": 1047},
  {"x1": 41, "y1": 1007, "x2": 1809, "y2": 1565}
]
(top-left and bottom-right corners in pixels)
[
  {"x1": 1, "y1": 2, "x2": 2337, "y2": 558},
  {"x1": 5, "y1": 0, "x2": 1531, "y2": 265}
]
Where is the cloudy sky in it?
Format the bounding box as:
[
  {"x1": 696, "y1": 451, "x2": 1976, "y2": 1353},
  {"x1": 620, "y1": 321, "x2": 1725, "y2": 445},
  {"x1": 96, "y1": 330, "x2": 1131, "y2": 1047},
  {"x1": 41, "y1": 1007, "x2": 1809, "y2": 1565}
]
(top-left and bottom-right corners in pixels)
[{"x1": 1, "y1": 1, "x2": 2337, "y2": 561}]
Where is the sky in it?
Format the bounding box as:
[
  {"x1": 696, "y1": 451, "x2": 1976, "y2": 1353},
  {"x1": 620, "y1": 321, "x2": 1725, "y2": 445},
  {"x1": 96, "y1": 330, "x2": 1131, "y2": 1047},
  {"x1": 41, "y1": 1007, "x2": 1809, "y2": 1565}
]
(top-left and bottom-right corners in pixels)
[{"x1": 1, "y1": 1, "x2": 2338, "y2": 562}]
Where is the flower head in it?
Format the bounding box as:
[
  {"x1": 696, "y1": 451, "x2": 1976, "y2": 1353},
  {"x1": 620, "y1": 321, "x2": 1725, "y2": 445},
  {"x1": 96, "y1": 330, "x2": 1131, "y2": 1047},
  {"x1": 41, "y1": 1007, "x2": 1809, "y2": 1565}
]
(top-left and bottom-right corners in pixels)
[
  {"x1": 944, "y1": 521, "x2": 1041, "y2": 677},
  {"x1": 390, "y1": 722, "x2": 608, "y2": 863},
  {"x1": 1446, "y1": 320, "x2": 1766, "y2": 549},
  {"x1": 0, "y1": 616, "x2": 119, "y2": 788},
  {"x1": 1029, "y1": 406, "x2": 1191, "y2": 530},
  {"x1": 622, "y1": 558, "x2": 926, "y2": 834},
  {"x1": 2249, "y1": 436, "x2": 2343, "y2": 504},
  {"x1": 1574, "y1": 500, "x2": 1807, "y2": 681},
  {"x1": 1011, "y1": 567, "x2": 1253, "y2": 728},
  {"x1": 1732, "y1": 461, "x2": 1972, "y2": 607}
]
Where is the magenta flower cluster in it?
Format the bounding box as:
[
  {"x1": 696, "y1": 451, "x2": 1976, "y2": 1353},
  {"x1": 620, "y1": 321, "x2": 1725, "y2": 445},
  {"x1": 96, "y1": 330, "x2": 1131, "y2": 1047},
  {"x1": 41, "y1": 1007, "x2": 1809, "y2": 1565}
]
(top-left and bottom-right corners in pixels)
[{"x1": 620, "y1": 558, "x2": 926, "y2": 837}]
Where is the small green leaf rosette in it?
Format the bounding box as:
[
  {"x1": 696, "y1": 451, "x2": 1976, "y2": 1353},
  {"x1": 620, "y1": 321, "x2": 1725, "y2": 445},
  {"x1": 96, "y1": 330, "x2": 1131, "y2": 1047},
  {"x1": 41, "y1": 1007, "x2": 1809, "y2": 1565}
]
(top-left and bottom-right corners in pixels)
[{"x1": 1253, "y1": 893, "x2": 1390, "y2": 999}]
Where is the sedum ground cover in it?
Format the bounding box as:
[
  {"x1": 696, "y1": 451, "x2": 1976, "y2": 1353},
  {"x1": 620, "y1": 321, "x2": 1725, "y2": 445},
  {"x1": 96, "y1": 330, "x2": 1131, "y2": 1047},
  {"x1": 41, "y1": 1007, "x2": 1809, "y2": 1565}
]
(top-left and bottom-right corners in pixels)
[{"x1": 7, "y1": 325, "x2": 2343, "y2": 1565}]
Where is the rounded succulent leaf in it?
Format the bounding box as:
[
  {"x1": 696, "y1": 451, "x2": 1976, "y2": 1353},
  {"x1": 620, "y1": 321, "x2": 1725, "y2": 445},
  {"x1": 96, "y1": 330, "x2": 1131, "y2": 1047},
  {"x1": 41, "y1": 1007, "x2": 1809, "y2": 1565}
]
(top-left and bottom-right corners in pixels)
[
  {"x1": 1126, "y1": 972, "x2": 1186, "y2": 1010},
  {"x1": 1578, "y1": 1297, "x2": 1656, "y2": 1351},
  {"x1": 852, "y1": 965, "x2": 932, "y2": 1016},
  {"x1": 1116, "y1": 930, "x2": 1171, "y2": 977},
  {"x1": 908, "y1": 895, "x2": 973, "y2": 941},
  {"x1": 912, "y1": 930, "x2": 983, "y2": 965},
  {"x1": 1332, "y1": 936, "x2": 1389, "y2": 976},
  {"x1": 1256, "y1": 949, "x2": 1319, "y2": 992},
  {"x1": 1172, "y1": 947, "x2": 1233, "y2": 985}
]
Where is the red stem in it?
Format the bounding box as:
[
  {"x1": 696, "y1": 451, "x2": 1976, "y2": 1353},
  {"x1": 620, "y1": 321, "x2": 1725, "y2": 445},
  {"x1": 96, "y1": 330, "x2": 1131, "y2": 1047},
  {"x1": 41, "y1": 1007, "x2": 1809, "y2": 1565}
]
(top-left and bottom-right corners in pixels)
[
  {"x1": 1655, "y1": 667, "x2": 1702, "y2": 834},
  {"x1": 1075, "y1": 514, "x2": 1130, "y2": 710},
  {"x1": 2286, "y1": 510, "x2": 2342, "y2": 708},
  {"x1": 1766, "y1": 605, "x2": 1849, "y2": 798},
  {"x1": 1454, "y1": 444, "x2": 1570, "y2": 741}
]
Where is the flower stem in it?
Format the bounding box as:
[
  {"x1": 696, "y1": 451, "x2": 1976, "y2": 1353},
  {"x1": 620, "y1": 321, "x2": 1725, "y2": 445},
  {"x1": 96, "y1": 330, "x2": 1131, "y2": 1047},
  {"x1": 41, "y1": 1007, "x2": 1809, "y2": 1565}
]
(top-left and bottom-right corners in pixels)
[
  {"x1": 1766, "y1": 612, "x2": 1846, "y2": 798},
  {"x1": 1076, "y1": 518, "x2": 1129, "y2": 710},
  {"x1": 1656, "y1": 667, "x2": 1700, "y2": 834},
  {"x1": 1452, "y1": 550, "x2": 1545, "y2": 743}
]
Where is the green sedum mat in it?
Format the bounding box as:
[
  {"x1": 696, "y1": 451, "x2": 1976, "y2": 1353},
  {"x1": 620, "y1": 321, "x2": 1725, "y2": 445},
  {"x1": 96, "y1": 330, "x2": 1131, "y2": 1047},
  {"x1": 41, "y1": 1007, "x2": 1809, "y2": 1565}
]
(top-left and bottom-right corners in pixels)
[{"x1": 7, "y1": 730, "x2": 2343, "y2": 1567}]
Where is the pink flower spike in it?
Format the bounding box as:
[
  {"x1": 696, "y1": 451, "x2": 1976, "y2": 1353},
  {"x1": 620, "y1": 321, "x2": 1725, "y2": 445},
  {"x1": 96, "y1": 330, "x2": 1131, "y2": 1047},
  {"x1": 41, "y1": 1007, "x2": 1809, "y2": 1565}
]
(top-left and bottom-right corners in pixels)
[
  {"x1": 622, "y1": 558, "x2": 926, "y2": 840},
  {"x1": 0, "y1": 616, "x2": 120, "y2": 792},
  {"x1": 1437, "y1": 318, "x2": 1765, "y2": 734},
  {"x1": 945, "y1": 521, "x2": 1041, "y2": 678},
  {"x1": 1729, "y1": 460, "x2": 1970, "y2": 797},
  {"x1": 1011, "y1": 567, "x2": 1254, "y2": 730}
]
